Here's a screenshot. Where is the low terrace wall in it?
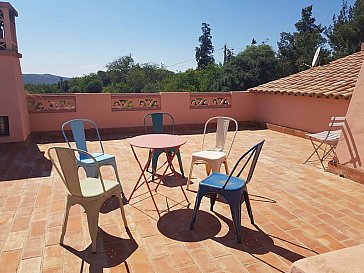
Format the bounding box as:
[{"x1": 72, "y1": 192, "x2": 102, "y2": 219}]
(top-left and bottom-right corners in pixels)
[
  {"x1": 254, "y1": 93, "x2": 350, "y2": 135},
  {"x1": 27, "y1": 92, "x2": 256, "y2": 134},
  {"x1": 26, "y1": 91, "x2": 350, "y2": 137}
]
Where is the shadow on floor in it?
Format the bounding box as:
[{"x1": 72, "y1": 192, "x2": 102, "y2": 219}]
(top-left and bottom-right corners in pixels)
[
  {"x1": 100, "y1": 195, "x2": 128, "y2": 214},
  {"x1": 62, "y1": 228, "x2": 137, "y2": 273},
  {"x1": 0, "y1": 141, "x2": 52, "y2": 181},
  {"x1": 154, "y1": 172, "x2": 187, "y2": 187},
  {"x1": 158, "y1": 209, "x2": 221, "y2": 241},
  {"x1": 213, "y1": 212, "x2": 309, "y2": 263},
  {"x1": 158, "y1": 209, "x2": 314, "y2": 273}
]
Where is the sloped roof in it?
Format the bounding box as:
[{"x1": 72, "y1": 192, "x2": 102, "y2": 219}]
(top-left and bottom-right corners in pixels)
[{"x1": 248, "y1": 50, "x2": 364, "y2": 99}]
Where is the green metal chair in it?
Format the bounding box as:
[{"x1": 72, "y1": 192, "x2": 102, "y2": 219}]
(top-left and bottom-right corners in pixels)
[{"x1": 144, "y1": 112, "x2": 184, "y2": 181}]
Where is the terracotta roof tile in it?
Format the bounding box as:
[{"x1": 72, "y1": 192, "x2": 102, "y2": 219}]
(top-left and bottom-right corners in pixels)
[{"x1": 248, "y1": 50, "x2": 364, "y2": 99}]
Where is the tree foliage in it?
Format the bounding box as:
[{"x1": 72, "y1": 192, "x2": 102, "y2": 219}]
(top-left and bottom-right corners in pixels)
[
  {"x1": 195, "y1": 23, "x2": 215, "y2": 69},
  {"x1": 217, "y1": 44, "x2": 279, "y2": 91},
  {"x1": 25, "y1": 3, "x2": 362, "y2": 94},
  {"x1": 278, "y1": 5, "x2": 329, "y2": 76},
  {"x1": 326, "y1": 0, "x2": 364, "y2": 58}
]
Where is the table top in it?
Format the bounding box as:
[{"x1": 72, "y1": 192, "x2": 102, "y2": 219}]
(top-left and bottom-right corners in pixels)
[{"x1": 128, "y1": 134, "x2": 186, "y2": 149}]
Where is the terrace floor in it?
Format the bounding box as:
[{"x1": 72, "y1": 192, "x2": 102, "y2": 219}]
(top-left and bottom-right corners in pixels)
[{"x1": 0, "y1": 129, "x2": 363, "y2": 273}]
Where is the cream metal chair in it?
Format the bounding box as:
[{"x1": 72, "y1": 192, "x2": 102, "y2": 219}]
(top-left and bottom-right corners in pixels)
[
  {"x1": 187, "y1": 116, "x2": 238, "y2": 190},
  {"x1": 48, "y1": 146, "x2": 128, "y2": 253},
  {"x1": 304, "y1": 116, "x2": 346, "y2": 170}
]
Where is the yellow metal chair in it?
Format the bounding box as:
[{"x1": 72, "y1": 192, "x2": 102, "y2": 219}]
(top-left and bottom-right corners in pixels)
[{"x1": 48, "y1": 146, "x2": 128, "y2": 253}]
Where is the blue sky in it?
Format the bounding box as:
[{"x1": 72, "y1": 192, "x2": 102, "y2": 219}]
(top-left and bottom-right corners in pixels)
[{"x1": 9, "y1": 0, "x2": 355, "y2": 77}]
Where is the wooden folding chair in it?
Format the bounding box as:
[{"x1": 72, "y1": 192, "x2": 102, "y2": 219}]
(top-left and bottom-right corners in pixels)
[{"x1": 304, "y1": 116, "x2": 345, "y2": 170}]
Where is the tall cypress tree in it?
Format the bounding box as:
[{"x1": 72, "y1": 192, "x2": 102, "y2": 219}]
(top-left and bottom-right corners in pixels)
[{"x1": 195, "y1": 23, "x2": 215, "y2": 69}]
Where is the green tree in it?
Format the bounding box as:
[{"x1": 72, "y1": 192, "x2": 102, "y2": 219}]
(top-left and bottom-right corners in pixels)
[
  {"x1": 278, "y1": 5, "x2": 329, "y2": 76},
  {"x1": 97, "y1": 70, "x2": 112, "y2": 86},
  {"x1": 326, "y1": 0, "x2": 364, "y2": 58},
  {"x1": 163, "y1": 69, "x2": 200, "y2": 92},
  {"x1": 106, "y1": 55, "x2": 135, "y2": 84},
  {"x1": 197, "y1": 64, "x2": 223, "y2": 92},
  {"x1": 25, "y1": 83, "x2": 59, "y2": 94},
  {"x1": 68, "y1": 73, "x2": 102, "y2": 92},
  {"x1": 85, "y1": 79, "x2": 103, "y2": 93},
  {"x1": 195, "y1": 23, "x2": 215, "y2": 69},
  {"x1": 217, "y1": 44, "x2": 279, "y2": 91}
]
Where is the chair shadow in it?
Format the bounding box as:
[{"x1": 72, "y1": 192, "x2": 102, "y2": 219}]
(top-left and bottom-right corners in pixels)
[
  {"x1": 206, "y1": 193, "x2": 276, "y2": 206},
  {"x1": 100, "y1": 196, "x2": 128, "y2": 214},
  {"x1": 157, "y1": 172, "x2": 188, "y2": 187},
  {"x1": 340, "y1": 121, "x2": 362, "y2": 168},
  {"x1": 0, "y1": 142, "x2": 52, "y2": 181},
  {"x1": 248, "y1": 194, "x2": 277, "y2": 204},
  {"x1": 158, "y1": 209, "x2": 311, "y2": 273},
  {"x1": 213, "y1": 212, "x2": 307, "y2": 263},
  {"x1": 62, "y1": 228, "x2": 138, "y2": 273},
  {"x1": 157, "y1": 208, "x2": 221, "y2": 241}
]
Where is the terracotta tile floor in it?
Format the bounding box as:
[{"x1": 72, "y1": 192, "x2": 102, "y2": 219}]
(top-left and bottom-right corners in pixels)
[{"x1": 0, "y1": 129, "x2": 363, "y2": 273}]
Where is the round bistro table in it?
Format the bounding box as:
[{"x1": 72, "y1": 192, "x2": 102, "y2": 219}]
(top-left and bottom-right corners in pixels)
[{"x1": 128, "y1": 134, "x2": 189, "y2": 216}]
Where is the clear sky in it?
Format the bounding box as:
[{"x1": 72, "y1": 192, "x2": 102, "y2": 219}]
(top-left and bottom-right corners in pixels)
[{"x1": 9, "y1": 0, "x2": 355, "y2": 77}]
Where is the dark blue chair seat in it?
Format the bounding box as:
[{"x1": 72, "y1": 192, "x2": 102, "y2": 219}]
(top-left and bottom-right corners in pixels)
[
  {"x1": 190, "y1": 140, "x2": 265, "y2": 243},
  {"x1": 200, "y1": 172, "x2": 246, "y2": 190}
]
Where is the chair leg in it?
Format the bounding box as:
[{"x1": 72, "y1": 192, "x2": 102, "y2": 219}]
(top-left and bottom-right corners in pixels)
[
  {"x1": 111, "y1": 160, "x2": 124, "y2": 197},
  {"x1": 210, "y1": 193, "x2": 217, "y2": 211},
  {"x1": 60, "y1": 201, "x2": 71, "y2": 245},
  {"x1": 243, "y1": 190, "x2": 254, "y2": 225},
  {"x1": 117, "y1": 194, "x2": 128, "y2": 229},
  {"x1": 190, "y1": 189, "x2": 205, "y2": 230},
  {"x1": 152, "y1": 150, "x2": 164, "y2": 182},
  {"x1": 85, "y1": 204, "x2": 100, "y2": 253},
  {"x1": 83, "y1": 165, "x2": 98, "y2": 178},
  {"x1": 176, "y1": 151, "x2": 185, "y2": 177},
  {"x1": 228, "y1": 202, "x2": 242, "y2": 243},
  {"x1": 186, "y1": 160, "x2": 195, "y2": 190},
  {"x1": 205, "y1": 164, "x2": 212, "y2": 176},
  {"x1": 223, "y1": 160, "x2": 229, "y2": 175},
  {"x1": 304, "y1": 138, "x2": 324, "y2": 164},
  {"x1": 146, "y1": 149, "x2": 152, "y2": 172}
]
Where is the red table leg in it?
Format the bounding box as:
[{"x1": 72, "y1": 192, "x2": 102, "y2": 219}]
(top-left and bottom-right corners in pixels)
[
  {"x1": 153, "y1": 147, "x2": 189, "y2": 204},
  {"x1": 128, "y1": 145, "x2": 161, "y2": 217},
  {"x1": 164, "y1": 146, "x2": 190, "y2": 204}
]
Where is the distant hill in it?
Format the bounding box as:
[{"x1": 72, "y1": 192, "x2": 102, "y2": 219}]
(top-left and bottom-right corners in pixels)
[{"x1": 23, "y1": 74, "x2": 71, "y2": 84}]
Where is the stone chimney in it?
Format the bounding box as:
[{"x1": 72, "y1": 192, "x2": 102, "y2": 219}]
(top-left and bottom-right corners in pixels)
[{"x1": 0, "y1": 2, "x2": 31, "y2": 144}]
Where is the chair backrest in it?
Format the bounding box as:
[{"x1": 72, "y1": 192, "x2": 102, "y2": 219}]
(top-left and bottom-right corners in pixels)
[
  {"x1": 329, "y1": 116, "x2": 345, "y2": 133},
  {"x1": 202, "y1": 116, "x2": 238, "y2": 157},
  {"x1": 144, "y1": 112, "x2": 175, "y2": 134},
  {"x1": 61, "y1": 119, "x2": 104, "y2": 160},
  {"x1": 222, "y1": 140, "x2": 265, "y2": 189},
  {"x1": 48, "y1": 147, "x2": 104, "y2": 197}
]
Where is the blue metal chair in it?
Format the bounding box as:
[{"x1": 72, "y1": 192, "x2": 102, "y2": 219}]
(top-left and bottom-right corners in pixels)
[
  {"x1": 61, "y1": 119, "x2": 123, "y2": 194},
  {"x1": 190, "y1": 140, "x2": 265, "y2": 243},
  {"x1": 143, "y1": 112, "x2": 184, "y2": 181}
]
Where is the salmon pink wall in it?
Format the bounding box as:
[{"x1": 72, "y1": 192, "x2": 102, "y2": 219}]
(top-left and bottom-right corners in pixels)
[
  {"x1": 28, "y1": 91, "x2": 351, "y2": 134},
  {"x1": 28, "y1": 92, "x2": 256, "y2": 132},
  {"x1": 0, "y1": 53, "x2": 31, "y2": 143},
  {"x1": 336, "y1": 61, "x2": 364, "y2": 171},
  {"x1": 253, "y1": 94, "x2": 349, "y2": 133}
]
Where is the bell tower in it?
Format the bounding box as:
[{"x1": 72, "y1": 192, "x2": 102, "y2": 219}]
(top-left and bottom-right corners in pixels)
[{"x1": 0, "y1": 2, "x2": 31, "y2": 144}]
